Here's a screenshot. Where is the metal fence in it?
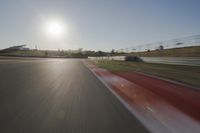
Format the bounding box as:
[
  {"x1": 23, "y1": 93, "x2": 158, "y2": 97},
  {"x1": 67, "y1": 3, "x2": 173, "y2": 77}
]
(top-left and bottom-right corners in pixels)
[{"x1": 116, "y1": 35, "x2": 200, "y2": 53}]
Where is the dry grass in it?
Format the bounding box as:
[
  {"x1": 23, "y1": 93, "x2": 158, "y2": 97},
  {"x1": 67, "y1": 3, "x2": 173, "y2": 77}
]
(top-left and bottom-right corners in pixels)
[
  {"x1": 96, "y1": 60, "x2": 200, "y2": 88},
  {"x1": 129, "y1": 46, "x2": 200, "y2": 57}
]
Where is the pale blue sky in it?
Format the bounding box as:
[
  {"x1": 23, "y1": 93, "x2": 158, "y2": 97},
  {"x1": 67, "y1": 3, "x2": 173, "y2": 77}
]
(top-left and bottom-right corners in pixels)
[{"x1": 0, "y1": 0, "x2": 200, "y2": 51}]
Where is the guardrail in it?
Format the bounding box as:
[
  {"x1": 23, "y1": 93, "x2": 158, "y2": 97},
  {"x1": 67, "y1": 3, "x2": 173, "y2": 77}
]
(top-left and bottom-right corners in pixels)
[
  {"x1": 88, "y1": 56, "x2": 126, "y2": 61},
  {"x1": 88, "y1": 56, "x2": 200, "y2": 66},
  {"x1": 141, "y1": 57, "x2": 200, "y2": 66}
]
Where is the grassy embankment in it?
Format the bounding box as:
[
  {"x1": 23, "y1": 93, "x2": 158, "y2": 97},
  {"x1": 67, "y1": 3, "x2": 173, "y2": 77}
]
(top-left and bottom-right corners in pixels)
[
  {"x1": 129, "y1": 46, "x2": 200, "y2": 57},
  {"x1": 95, "y1": 60, "x2": 200, "y2": 88}
]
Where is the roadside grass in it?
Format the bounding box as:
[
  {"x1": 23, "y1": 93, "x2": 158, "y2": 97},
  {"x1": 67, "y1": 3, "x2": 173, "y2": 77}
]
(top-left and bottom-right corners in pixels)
[
  {"x1": 95, "y1": 60, "x2": 200, "y2": 88},
  {"x1": 129, "y1": 46, "x2": 200, "y2": 57}
]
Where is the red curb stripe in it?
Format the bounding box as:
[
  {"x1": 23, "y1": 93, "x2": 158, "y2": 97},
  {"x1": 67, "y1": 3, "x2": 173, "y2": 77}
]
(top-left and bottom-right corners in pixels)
[
  {"x1": 85, "y1": 61, "x2": 200, "y2": 133},
  {"x1": 112, "y1": 72, "x2": 200, "y2": 122}
]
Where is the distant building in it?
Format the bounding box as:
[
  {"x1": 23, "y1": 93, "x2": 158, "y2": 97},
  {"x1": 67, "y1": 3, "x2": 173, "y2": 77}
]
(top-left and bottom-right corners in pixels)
[
  {"x1": 21, "y1": 48, "x2": 30, "y2": 51},
  {"x1": 0, "y1": 45, "x2": 27, "y2": 53}
]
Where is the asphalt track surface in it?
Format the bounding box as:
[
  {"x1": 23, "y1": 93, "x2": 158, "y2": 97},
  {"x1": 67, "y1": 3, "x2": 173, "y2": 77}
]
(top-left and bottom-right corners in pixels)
[{"x1": 0, "y1": 58, "x2": 149, "y2": 133}]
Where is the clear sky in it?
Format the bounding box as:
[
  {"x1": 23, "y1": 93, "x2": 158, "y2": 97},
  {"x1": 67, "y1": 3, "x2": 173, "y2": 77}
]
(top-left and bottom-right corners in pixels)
[{"x1": 0, "y1": 0, "x2": 200, "y2": 51}]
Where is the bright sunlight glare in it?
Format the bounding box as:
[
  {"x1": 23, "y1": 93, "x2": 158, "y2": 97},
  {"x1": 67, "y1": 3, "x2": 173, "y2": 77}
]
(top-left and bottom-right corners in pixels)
[{"x1": 45, "y1": 20, "x2": 66, "y2": 38}]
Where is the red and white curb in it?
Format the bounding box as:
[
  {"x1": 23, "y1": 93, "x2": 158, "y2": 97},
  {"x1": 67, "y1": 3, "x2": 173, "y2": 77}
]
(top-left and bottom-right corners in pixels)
[{"x1": 84, "y1": 61, "x2": 200, "y2": 133}]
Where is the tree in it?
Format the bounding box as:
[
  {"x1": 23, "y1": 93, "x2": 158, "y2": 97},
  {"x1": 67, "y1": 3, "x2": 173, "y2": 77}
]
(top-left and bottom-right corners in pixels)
[
  {"x1": 110, "y1": 49, "x2": 115, "y2": 56},
  {"x1": 159, "y1": 45, "x2": 164, "y2": 50}
]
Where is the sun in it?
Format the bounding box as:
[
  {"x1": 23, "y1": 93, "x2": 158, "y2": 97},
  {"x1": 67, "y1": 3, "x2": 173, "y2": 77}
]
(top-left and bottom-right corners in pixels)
[{"x1": 45, "y1": 20, "x2": 65, "y2": 38}]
